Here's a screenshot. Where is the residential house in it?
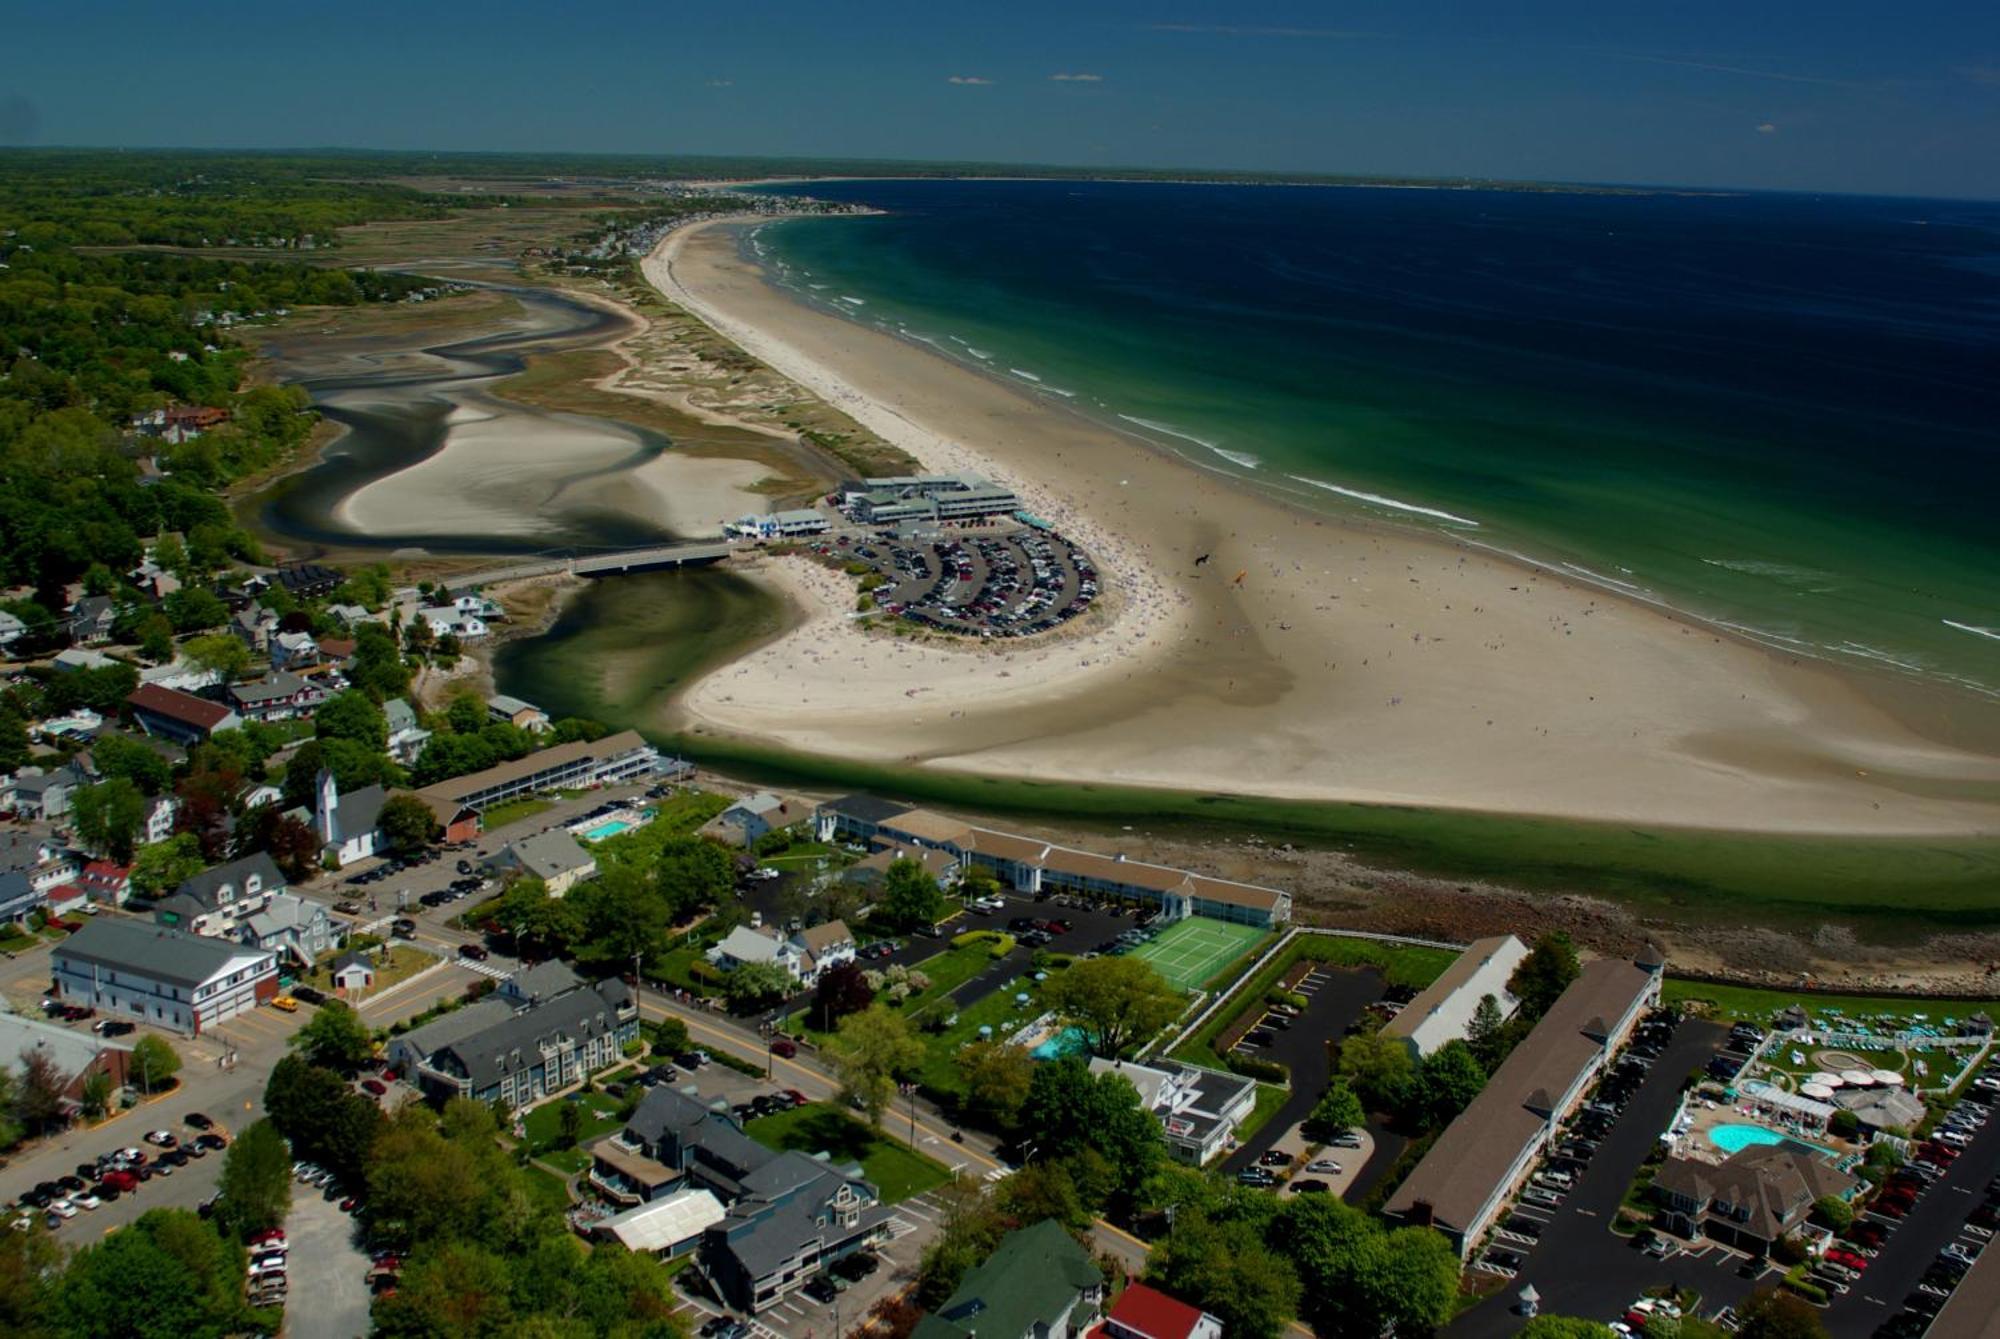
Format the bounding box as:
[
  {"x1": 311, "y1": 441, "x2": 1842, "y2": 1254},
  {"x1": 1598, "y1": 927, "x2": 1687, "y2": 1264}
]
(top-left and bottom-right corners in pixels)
[
  {"x1": 269, "y1": 630, "x2": 322, "y2": 671},
  {"x1": 4, "y1": 762, "x2": 90, "y2": 822},
  {"x1": 842, "y1": 843, "x2": 957, "y2": 891},
  {"x1": 45, "y1": 883, "x2": 90, "y2": 922},
  {"x1": 239, "y1": 892, "x2": 335, "y2": 968},
  {"x1": 79, "y1": 860, "x2": 133, "y2": 908},
  {"x1": 325, "y1": 603, "x2": 382, "y2": 627},
  {"x1": 912, "y1": 1220, "x2": 1106, "y2": 1339},
  {"x1": 1381, "y1": 935, "x2": 1530, "y2": 1059},
  {"x1": 497, "y1": 960, "x2": 584, "y2": 1008},
  {"x1": 703, "y1": 791, "x2": 800, "y2": 848},
  {"x1": 127, "y1": 683, "x2": 242, "y2": 745},
  {"x1": 1089, "y1": 1058, "x2": 1257, "y2": 1165},
  {"x1": 416, "y1": 605, "x2": 488, "y2": 641},
  {"x1": 1653, "y1": 1144, "x2": 1858, "y2": 1257},
  {"x1": 706, "y1": 926, "x2": 804, "y2": 979},
  {"x1": 152, "y1": 851, "x2": 286, "y2": 938},
  {"x1": 0, "y1": 1009, "x2": 133, "y2": 1113},
  {"x1": 596, "y1": 1085, "x2": 895, "y2": 1313},
  {"x1": 141, "y1": 794, "x2": 178, "y2": 845},
  {"x1": 136, "y1": 657, "x2": 221, "y2": 694},
  {"x1": 487, "y1": 694, "x2": 551, "y2": 733},
  {"x1": 316, "y1": 635, "x2": 357, "y2": 666},
  {"x1": 273, "y1": 562, "x2": 342, "y2": 600},
  {"x1": 413, "y1": 977, "x2": 638, "y2": 1109},
  {"x1": 1098, "y1": 1283, "x2": 1224, "y2": 1339},
  {"x1": 331, "y1": 950, "x2": 376, "y2": 993},
  {"x1": 0, "y1": 609, "x2": 27, "y2": 652},
  {"x1": 314, "y1": 770, "x2": 388, "y2": 868},
  {"x1": 231, "y1": 604, "x2": 279, "y2": 654},
  {"x1": 383, "y1": 997, "x2": 514, "y2": 1076},
  {"x1": 228, "y1": 671, "x2": 331, "y2": 723},
  {"x1": 51, "y1": 648, "x2": 119, "y2": 673},
  {"x1": 491, "y1": 830, "x2": 598, "y2": 896},
  {"x1": 0, "y1": 872, "x2": 40, "y2": 925},
  {"x1": 791, "y1": 920, "x2": 857, "y2": 985},
  {"x1": 384, "y1": 698, "x2": 432, "y2": 765},
  {"x1": 52, "y1": 918, "x2": 278, "y2": 1035},
  {"x1": 0, "y1": 830, "x2": 81, "y2": 922},
  {"x1": 128, "y1": 555, "x2": 181, "y2": 602},
  {"x1": 67, "y1": 596, "x2": 117, "y2": 646}
]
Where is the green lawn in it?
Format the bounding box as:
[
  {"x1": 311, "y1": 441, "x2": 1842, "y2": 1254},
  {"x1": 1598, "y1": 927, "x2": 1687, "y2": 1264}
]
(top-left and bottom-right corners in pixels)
[
  {"x1": 743, "y1": 1104, "x2": 951, "y2": 1203},
  {"x1": 479, "y1": 796, "x2": 553, "y2": 830},
  {"x1": 521, "y1": 1164, "x2": 574, "y2": 1212},
  {"x1": 523, "y1": 1090, "x2": 625, "y2": 1155},
  {"x1": 592, "y1": 791, "x2": 732, "y2": 875},
  {"x1": 914, "y1": 971, "x2": 1062, "y2": 1094},
  {"x1": 1234, "y1": 1083, "x2": 1291, "y2": 1147},
  {"x1": 1663, "y1": 979, "x2": 2000, "y2": 1029}
]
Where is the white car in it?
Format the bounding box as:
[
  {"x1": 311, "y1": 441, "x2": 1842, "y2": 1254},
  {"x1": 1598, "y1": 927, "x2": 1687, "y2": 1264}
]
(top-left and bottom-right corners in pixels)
[
  {"x1": 143, "y1": 1129, "x2": 176, "y2": 1147},
  {"x1": 71, "y1": 1193, "x2": 101, "y2": 1211},
  {"x1": 248, "y1": 1258, "x2": 287, "y2": 1278},
  {"x1": 49, "y1": 1199, "x2": 79, "y2": 1219},
  {"x1": 1306, "y1": 1160, "x2": 1343, "y2": 1174}
]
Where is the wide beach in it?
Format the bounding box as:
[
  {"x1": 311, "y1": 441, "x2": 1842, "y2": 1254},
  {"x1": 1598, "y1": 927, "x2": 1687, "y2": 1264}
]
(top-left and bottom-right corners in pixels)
[{"x1": 644, "y1": 220, "x2": 2000, "y2": 836}]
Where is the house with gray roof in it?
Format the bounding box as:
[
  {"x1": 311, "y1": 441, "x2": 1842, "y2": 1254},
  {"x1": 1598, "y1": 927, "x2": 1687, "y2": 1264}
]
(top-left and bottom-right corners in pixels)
[
  {"x1": 491, "y1": 829, "x2": 597, "y2": 896},
  {"x1": 701, "y1": 791, "x2": 801, "y2": 848},
  {"x1": 0, "y1": 1007, "x2": 134, "y2": 1112},
  {"x1": 3, "y1": 762, "x2": 91, "y2": 822},
  {"x1": 238, "y1": 891, "x2": 334, "y2": 967},
  {"x1": 314, "y1": 771, "x2": 388, "y2": 868},
  {"x1": 52, "y1": 918, "x2": 277, "y2": 1035},
  {"x1": 67, "y1": 596, "x2": 117, "y2": 646},
  {"x1": 0, "y1": 829, "x2": 80, "y2": 922},
  {"x1": 154, "y1": 851, "x2": 285, "y2": 938},
  {"x1": 383, "y1": 698, "x2": 431, "y2": 765},
  {"x1": 414, "y1": 977, "x2": 637, "y2": 1110},
  {"x1": 385, "y1": 996, "x2": 515, "y2": 1074},
  {"x1": 1088, "y1": 1057, "x2": 1257, "y2": 1166}
]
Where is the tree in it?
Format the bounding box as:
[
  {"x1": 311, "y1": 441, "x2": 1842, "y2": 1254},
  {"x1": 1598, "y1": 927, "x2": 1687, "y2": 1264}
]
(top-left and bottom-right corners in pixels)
[
  {"x1": 71, "y1": 778, "x2": 148, "y2": 860},
  {"x1": 315, "y1": 690, "x2": 387, "y2": 751},
  {"x1": 365, "y1": 1105, "x2": 505, "y2": 1247},
  {"x1": 0, "y1": 1224, "x2": 62, "y2": 1339},
  {"x1": 90, "y1": 732, "x2": 172, "y2": 795},
  {"x1": 813, "y1": 961, "x2": 875, "y2": 1029},
  {"x1": 557, "y1": 1101, "x2": 584, "y2": 1149},
  {"x1": 1303, "y1": 1077, "x2": 1365, "y2": 1139},
  {"x1": 490, "y1": 878, "x2": 584, "y2": 960},
  {"x1": 1278, "y1": 1194, "x2": 1456, "y2": 1337},
  {"x1": 214, "y1": 1119, "x2": 292, "y2": 1240},
  {"x1": 1466, "y1": 992, "x2": 1508, "y2": 1069},
  {"x1": 1812, "y1": 1193, "x2": 1854, "y2": 1231},
  {"x1": 648, "y1": 1016, "x2": 691, "y2": 1058},
  {"x1": 915, "y1": 1177, "x2": 1009, "y2": 1309},
  {"x1": 1336, "y1": 1029, "x2": 1415, "y2": 1115},
  {"x1": 1736, "y1": 1287, "x2": 1830, "y2": 1339},
  {"x1": 79, "y1": 1069, "x2": 114, "y2": 1121},
  {"x1": 377, "y1": 793, "x2": 439, "y2": 855},
  {"x1": 1519, "y1": 1320, "x2": 1617, "y2": 1338},
  {"x1": 721, "y1": 961, "x2": 797, "y2": 1010},
  {"x1": 346, "y1": 625, "x2": 411, "y2": 702},
  {"x1": 992, "y1": 1158, "x2": 1092, "y2": 1230},
  {"x1": 263, "y1": 1054, "x2": 383, "y2": 1189},
  {"x1": 130, "y1": 1034, "x2": 181, "y2": 1095},
  {"x1": 291, "y1": 1000, "x2": 375, "y2": 1072},
  {"x1": 1018, "y1": 1055, "x2": 1164, "y2": 1199},
  {"x1": 373, "y1": 1240, "x2": 516, "y2": 1337},
  {"x1": 182, "y1": 632, "x2": 252, "y2": 682},
  {"x1": 570, "y1": 868, "x2": 670, "y2": 972},
  {"x1": 236, "y1": 803, "x2": 321, "y2": 882},
  {"x1": 1146, "y1": 1208, "x2": 1301, "y2": 1339},
  {"x1": 1509, "y1": 932, "x2": 1581, "y2": 1019},
  {"x1": 653, "y1": 835, "x2": 735, "y2": 920},
  {"x1": 54, "y1": 1208, "x2": 247, "y2": 1339},
  {"x1": 879, "y1": 857, "x2": 947, "y2": 932},
  {"x1": 1042, "y1": 955, "x2": 1183, "y2": 1058},
  {"x1": 826, "y1": 1005, "x2": 926, "y2": 1126},
  {"x1": 162, "y1": 588, "x2": 227, "y2": 633},
  {"x1": 128, "y1": 833, "x2": 207, "y2": 898},
  {"x1": 957, "y1": 1038, "x2": 1035, "y2": 1131},
  {"x1": 1413, "y1": 1040, "x2": 1486, "y2": 1128},
  {"x1": 15, "y1": 1051, "x2": 70, "y2": 1134}
]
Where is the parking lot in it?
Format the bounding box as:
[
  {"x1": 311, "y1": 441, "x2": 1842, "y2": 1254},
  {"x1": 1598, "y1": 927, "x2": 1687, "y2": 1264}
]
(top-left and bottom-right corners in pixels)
[
  {"x1": 1452, "y1": 1016, "x2": 1756, "y2": 1337},
  {"x1": 809, "y1": 524, "x2": 1099, "y2": 638}
]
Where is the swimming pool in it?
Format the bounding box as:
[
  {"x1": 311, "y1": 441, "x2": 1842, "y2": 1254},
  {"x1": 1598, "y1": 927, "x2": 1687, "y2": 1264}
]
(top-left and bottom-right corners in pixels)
[
  {"x1": 579, "y1": 818, "x2": 633, "y2": 842},
  {"x1": 1030, "y1": 1027, "x2": 1089, "y2": 1061},
  {"x1": 1708, "y1": 1123, "x2": 1832, "y2": 1157}
]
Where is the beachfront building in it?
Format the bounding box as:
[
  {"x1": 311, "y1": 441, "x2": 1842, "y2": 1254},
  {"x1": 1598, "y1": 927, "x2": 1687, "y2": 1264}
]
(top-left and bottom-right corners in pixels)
[
  {"x1": 52, "y1": 919, "x2": 279, "y2": 1036},
  {"x1": 727, "y1": 509, "x2": 830, "y2": 540},
  {"x1": 844, "y1": 473, "x2": 1021, "y2": 526},
  {"x1": 1383, "y1": 952, "x2": 1663, "y2": 1257},
  {"x1": 702, "y1": 791, "x2": 802, "y2": 848},
  {"x1": 815, "y1": 797, "x2": 1291, "y2": 928},
  {"x1": 1380, "y1": 934, "x2": 1529, "y2": 1058},
  {"x1": 913, "y1": 1219, "x2": 1106, "y2": 1339},
  {"x1": 1653, "y1": 1145, "x2": 1858, "y2": 1257},
  {"x1": 487, "y1": 694, "x2": 552, "y2": 733},
  {"x1": 414, "y1": 730, "x2": 666, "y2": 816},
  {"x1": 1089, "y1": 1057, "x2": 1258, "y2": 1165},
  {"x1": 416, "y1": 605, "x2": 489, "y2": 641}
]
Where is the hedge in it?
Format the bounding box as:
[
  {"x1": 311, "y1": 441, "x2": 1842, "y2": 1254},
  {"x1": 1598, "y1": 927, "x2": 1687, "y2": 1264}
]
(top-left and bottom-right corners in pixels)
[
  {"x1": 951, "y1": 929, "x2": 1016, "y2": 959},
  {"x1": 1228, "y1": 1053, "x2": 1290, "y2": 1084}
]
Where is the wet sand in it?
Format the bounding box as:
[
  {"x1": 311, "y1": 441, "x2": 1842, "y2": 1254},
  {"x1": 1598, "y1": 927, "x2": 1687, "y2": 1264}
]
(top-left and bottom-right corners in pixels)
[{"x1": 641, "y1": 219, "x2": 2000, "y2": 836}]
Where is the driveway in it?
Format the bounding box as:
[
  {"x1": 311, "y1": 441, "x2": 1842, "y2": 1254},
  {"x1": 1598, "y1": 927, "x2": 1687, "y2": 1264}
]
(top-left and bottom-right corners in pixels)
[
  {"x1": 1450, "y1": 1019, "x2": 1742, "y2": 1336},
  {"x1": 1218, "y1": 964, "x2": 1386, "y2": 1180},
  {"x1": 284, "y1": 1185, "x2": 371, "y2": 1339}
]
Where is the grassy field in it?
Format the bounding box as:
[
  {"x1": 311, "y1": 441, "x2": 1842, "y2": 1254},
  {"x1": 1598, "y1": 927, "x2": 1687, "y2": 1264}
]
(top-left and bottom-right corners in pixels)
[
  {"x1": 668, "y1": 736, "x2": 2000, "y2": 935},
  {"x1": 523, "y1": 1090, "x2": 626, "y2": 1156},
  {"x1": 299, "y1": 944, "x2": 432, "y2": 998},
  {"x1": 1664, "y1": 978, "x2": 2000, "y2": 1029},
  {"x1": 1131, "y1": 919, "x2": 1270, "y2": 992},
  {"x1": 480, "y1": 796, "x2": 553, "y2": 830},
  {"x1": 743, "y1": 1104, "x2": 951, "y2": 1203},
  {"x1": 519, "y1": 1165, "x2": 573, "y2": 1214},
  {"x1": 590, "y1": 790, "x2": 733, "y2": 875}
]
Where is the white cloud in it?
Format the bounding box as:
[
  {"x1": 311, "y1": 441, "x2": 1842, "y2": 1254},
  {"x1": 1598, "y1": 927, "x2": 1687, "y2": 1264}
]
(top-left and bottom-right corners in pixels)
[
  {"x1": 947, "y1": 75, "x2": 994, "y2": 85},
  {"x1": 1757, "y1": 122, "x2": 1779, "y2": 134},
  {"x1": 1050, "y1": 72, "x2": 1104, "y2": 82}
]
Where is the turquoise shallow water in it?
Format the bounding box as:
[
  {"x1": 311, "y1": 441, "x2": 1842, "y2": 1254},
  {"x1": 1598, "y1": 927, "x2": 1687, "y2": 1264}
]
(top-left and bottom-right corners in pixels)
[{"x1": 747, "y1": 180, "x2": 2000, "y2": 702}]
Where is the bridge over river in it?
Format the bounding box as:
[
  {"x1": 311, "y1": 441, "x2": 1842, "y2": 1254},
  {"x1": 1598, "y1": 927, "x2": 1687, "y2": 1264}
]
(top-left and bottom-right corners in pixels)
[{"x1": 448, "y1": 540, "x2": 735, "y2": 589}]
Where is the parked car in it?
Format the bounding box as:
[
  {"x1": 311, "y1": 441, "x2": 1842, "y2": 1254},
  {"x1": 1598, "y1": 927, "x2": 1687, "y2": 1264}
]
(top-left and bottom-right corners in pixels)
[
  {"x1": 770, "y1": 1039, "x2": 798, "y2": 1058},
  {"x1": 457, "y1": 943, "x2": 489, "y2": 961},
  {"x1": 270, "y1": 996, "x2": 298, "y2": 1013}
]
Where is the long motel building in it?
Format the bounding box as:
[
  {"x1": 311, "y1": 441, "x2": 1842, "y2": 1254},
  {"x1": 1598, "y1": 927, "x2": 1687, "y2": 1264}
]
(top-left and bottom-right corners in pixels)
[{"x1": 813, "y1": 796, "x2": 1291, "y2": 928}]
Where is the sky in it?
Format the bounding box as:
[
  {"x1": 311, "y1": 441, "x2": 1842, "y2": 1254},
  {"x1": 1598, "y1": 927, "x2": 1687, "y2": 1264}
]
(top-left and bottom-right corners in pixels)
[{"x1": 8, "y1": 1, "x2": 2000, "y2": 197}]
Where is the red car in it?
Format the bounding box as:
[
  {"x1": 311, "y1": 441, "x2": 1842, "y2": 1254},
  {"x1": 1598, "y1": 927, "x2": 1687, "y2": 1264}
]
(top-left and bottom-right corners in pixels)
[
  {"x1": 784, "y1": 1089, "x2": 809, "y2": 1107},
  {"x1": 250, "y1": 1229, "x2": 286, "y2": 1247},
  {"x1": 769, "y1": 1039, "x2": 797, "y2": 1059},
  {"x1": 340, "y1": 1197, "x2": 359, "y2": 1212},
  {"x1": 361, "y1": 1079, "x2": 388, "y2": 1096}
]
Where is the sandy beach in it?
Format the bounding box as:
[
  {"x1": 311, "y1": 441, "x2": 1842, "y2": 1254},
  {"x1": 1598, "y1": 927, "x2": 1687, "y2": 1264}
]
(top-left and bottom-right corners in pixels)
[{"x1": 642, "y1": 220, "x2": 2000, "y2": 836}]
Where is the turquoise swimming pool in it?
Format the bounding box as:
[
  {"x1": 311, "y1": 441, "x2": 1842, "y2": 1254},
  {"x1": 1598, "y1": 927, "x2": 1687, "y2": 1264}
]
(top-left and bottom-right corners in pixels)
[
  {"x1": 1031, "y1": 1027, "x2": 1089, "y2": 1061},
  {"x1": 1708, "y1": 1123, "x2": 1833, "y2": 1157},
  {"x1": 579, "y1": 818, "x2": 633, "y2": 842}
]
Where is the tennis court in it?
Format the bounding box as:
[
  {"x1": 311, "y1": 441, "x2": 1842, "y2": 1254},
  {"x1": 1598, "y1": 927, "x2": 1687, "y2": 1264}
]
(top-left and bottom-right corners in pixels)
[{"x1": 1129, "y1": 917, "x2": 1271, "y2": 992}]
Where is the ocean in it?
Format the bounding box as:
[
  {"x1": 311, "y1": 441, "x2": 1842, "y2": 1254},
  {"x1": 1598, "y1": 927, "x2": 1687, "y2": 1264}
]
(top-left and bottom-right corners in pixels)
[{"x1": 744, "y1": 179, "x2": 2000, "y2": 699}]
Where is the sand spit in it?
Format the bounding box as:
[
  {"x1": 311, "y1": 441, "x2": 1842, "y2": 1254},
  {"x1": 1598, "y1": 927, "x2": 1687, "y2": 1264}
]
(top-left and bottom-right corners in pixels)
[{"x1": 643, "y1": 220, "x2": 2000, "y2": 836}]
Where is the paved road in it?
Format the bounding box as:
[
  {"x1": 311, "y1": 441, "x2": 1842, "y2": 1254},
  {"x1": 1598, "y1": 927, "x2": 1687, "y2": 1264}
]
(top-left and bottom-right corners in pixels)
[
  {"x1": 1218, "y1": 964, "x2": 1386, "y2": 1180},
  {"x1": 285, "y1": 1186, "x2": 371, "y2": 1339},
  {"x1": 1451, "y1": 1020, "x2": 1740, "y2": 1336}
]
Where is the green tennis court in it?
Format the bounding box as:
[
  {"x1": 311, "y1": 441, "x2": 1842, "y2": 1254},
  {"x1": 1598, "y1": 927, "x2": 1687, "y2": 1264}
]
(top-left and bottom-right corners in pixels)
[{"x1": 1129, "y1": 917, "x2": 1271, "y2": 991}]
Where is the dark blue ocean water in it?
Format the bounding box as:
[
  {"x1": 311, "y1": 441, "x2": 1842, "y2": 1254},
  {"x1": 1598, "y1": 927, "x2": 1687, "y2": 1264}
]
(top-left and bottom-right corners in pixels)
[{"x1": 747, "y1": 179, "x2": 2000, "y2": 695}]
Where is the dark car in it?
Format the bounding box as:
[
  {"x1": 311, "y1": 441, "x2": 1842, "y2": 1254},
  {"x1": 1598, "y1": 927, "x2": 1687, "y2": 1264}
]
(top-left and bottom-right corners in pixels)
[
  {"x1": 97, "y1": 1019, "x2": 136, "y2": 1038},
  {"x1": 832, "y1": 1251, "x2": 880, "y2": 1282},
  {"x1": 293, "y1": 986, "x2": 327, "y2": 1006},
  {"x1": 185, "y1": 1112, "x2": 214, "y2": 1131},
  {"x1": 391, "y1": 918, "x2": 418, "y2": 938},
  {"x1": 1290, "y1": 1179, "x2": 1330, "y2": 1194},
  {"x1": 676, "y1": 1051, "x2": 709, "y2": 1071},
  {"x1": 457, "y1": 943, "x2": 489, "y2": 961},
  {"x1": 770, "y1": 1038, "x2": 798, "y2": 1058},
  {"x1": 803, "y1": 1273, "x2": 842, "y2": 1304}
]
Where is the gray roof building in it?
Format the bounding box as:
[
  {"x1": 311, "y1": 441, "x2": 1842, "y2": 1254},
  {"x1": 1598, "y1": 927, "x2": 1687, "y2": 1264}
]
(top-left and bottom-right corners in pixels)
[{"x1": 55, "y1": 917, "x2": 273, "y2": 990}]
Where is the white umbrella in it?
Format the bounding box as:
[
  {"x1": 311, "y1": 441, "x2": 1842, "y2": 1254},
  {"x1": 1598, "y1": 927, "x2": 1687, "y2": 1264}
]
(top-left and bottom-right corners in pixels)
[
  {"x1": 1809, "y1": 1071, "x2": 1845, "y2": 1088},
  {"x1": 1801, "y1": 1082, "x2": 1836, "y2": 1100},
  {"x1": 1872, "y1": 1069, "x2": 1905, "y2": 1086},
  {"x1": 1842, "y1": 1069, "x2": 1877, "y2": 1086}
]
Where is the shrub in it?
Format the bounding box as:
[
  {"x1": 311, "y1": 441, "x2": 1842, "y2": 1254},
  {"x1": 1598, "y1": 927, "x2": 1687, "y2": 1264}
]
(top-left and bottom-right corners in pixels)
[
  {"x1": 983, "y1": 934, "x2": 1016, "y2": 959},
  {"x1": 1268, "y1": 989, "x2": 1308, "y2": 1010},
  {"x1": 1828, "y1": 1109, "x2": 1860, "y2": 1138},
  {"x1": 1228, "y1": 1053, "x2": 1290, "y2": 1084},
  {"x1": 622, "y1": 1038, "x2": 645, "y2": 1058}
]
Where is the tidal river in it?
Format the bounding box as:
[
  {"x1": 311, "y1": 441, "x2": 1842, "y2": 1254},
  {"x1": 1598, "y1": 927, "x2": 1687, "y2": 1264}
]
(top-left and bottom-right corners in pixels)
[{"x1": 252, "y1": 281, "x2": 686, "y2": 557}]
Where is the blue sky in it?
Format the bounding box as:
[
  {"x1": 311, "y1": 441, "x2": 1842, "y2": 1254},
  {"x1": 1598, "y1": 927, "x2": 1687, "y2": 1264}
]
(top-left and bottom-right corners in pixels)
[{"x1": 9, "y1": 1, "x2": 1999, "y2": 196}]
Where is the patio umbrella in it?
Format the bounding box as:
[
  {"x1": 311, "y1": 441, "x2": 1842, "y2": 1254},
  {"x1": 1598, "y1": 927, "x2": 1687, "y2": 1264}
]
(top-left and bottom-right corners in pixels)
[
  {"x1": 1872, "y1": 1069, "x2": 1904, "y2": 1085},
  {"x1": 1842, "y1": 1069, "x2": 1877, "y2": 1086},
  {"x1": 1801, "y1": 1082, "x2": 1836, "y2": 1100}
]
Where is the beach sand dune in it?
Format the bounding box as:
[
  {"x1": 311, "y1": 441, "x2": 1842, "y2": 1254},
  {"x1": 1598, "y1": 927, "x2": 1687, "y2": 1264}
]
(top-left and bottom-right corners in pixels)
[{"x1": 643, "y1": 221, "x2": 2000, "y2": 836}]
